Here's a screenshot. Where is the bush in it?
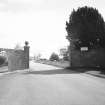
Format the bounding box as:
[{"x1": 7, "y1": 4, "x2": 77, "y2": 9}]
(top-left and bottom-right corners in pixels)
[
  {"x1": 0, "y1": 56, "x2": 7, "y2": 65},
  {"x1": 49, "y1": 53, "x2": 59, "y2": 61}
]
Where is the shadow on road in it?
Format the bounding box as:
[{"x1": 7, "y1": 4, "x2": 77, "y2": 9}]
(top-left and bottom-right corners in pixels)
[
  {"x1": 23, "y1": 69, "x2": 81, "y2": 75},
  {"x1": 66, "y1": 67, "x2": 105, "y2": 78},
  {"x1": 22, "y1": 67, "x2": 105, "y2": 79}
]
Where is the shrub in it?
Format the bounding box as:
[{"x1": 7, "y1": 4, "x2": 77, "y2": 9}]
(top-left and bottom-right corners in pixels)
[
  {"x1": 0, "y1": 56, "x2": 7, "y2": 65},
  {"x1": 49, "y1": 53, "x2": 59, "y2": 61}
]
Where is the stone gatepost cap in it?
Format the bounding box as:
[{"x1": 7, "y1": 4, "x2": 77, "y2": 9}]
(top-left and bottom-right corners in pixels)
[{"x1": 25, "y1": 41, "x2": 29, "y2": 46}]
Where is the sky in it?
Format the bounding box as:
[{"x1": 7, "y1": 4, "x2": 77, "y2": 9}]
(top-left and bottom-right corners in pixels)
[{"x1": 0, "y1": 0, "x2": 105, "y2": 58}]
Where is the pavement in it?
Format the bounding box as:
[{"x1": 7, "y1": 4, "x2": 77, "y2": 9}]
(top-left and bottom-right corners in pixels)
[
  {"x1": 0, "y1": 66, "x2": 8, "y2": 73},
  {"x1": 85, "y1": 70, "x2": 105, "y2": 78},
  {"x1": 0, "y1": 61, "x2": 105, "y2": 105}
]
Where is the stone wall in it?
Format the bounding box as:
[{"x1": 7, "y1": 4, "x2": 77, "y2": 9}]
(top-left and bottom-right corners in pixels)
[
  {"x1": 6, "y1": 44, "x2": 29, "y2": 71},
  {"x1": 7, "y1": 50, "x2": 25, "y2": 71},
  {"x1": 69, "y1": 41, "x2": 105, "y2": 68}
]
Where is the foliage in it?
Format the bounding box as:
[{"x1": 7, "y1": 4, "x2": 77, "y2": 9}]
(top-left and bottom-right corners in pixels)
[
  {"x1": 66, "y1": 6, "x2": 105, "y2": 48},
  {"x1": 14, "y1": 43, "x2": 23, "y2": 50},
  {"x1": 49, "y1": 53, "x2": 59, "y2": 61},
  {"x1": 0, "y1": 56, "x2": 6, "y2": 65}
]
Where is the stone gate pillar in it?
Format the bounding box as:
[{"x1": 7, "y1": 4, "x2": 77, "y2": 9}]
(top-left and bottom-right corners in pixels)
[
  {"x1": 24, "y1": 41, "x2": 30, "y2": 69},
  {"x1": 67, "y1": 36, "x2": 73, "y2": 67}
]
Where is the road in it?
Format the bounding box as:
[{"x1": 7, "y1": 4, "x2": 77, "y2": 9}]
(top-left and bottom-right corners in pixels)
[{"x1": 0, "y1": 61, "x2": 105, "y2": 105}]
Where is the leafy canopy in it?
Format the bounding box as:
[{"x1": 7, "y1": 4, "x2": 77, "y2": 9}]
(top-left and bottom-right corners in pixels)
[
  {"x1": 49, "y1": 53, "x2": 59, "y2": 61},
  {"x1": 66, "y1": 6, "x2": 105, "y2": 48}
]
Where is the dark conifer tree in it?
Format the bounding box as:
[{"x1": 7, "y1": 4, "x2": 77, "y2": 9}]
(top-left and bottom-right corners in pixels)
[{"x1": 66, "y1": 6, "x2": 105, "y2": 48}]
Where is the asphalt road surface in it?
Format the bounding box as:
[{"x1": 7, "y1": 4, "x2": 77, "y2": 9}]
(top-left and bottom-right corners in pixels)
[{"x1": 0, "y1": 61, "x2": 105, "y2": 105}]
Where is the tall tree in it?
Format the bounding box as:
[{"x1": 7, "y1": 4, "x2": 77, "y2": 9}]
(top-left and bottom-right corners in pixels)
[
  {"x1": 49, "y1": 53, "x2": 59, "y2": 61},
  {"x1": 66, "y1": 6, "x2": 105, "y2": 48}
]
